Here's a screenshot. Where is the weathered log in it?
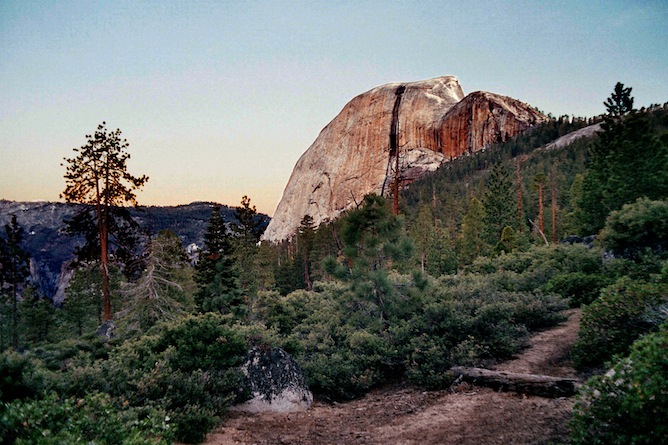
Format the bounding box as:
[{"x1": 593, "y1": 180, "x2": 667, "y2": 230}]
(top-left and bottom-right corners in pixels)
[{"x1": 450, "y1": 366, "x2": 580, "y2": 398}]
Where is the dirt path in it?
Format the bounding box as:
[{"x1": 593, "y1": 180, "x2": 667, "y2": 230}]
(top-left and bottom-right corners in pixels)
[{"x1": 200, "y1": 309, "x2": 581, "y2": 445}]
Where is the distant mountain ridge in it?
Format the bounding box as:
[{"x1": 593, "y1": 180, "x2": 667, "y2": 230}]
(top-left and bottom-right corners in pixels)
[
  {"x1": 262, "y1": 76, "x2": 547, "y2": 242},
  {"x1": 0, "y1": 200, "x2": 270, "y2": 299}
]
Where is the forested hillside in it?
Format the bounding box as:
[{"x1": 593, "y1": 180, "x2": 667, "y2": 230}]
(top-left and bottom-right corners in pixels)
[{"x1": 1, "y1": 85, "x2": 667, "y2": 444}]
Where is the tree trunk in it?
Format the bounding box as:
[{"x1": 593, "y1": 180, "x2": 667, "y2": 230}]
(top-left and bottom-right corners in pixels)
[
  {"x1": 450, "y1": 366, "x2": 580, "y2": 398},
  {"x1": 517, "y1": 159, "x2": 523, "y2": 233},
  {"x1": 11, "y1": 271, "x2": 18, "y2": 349},
  {"x1": 551, "y1": 168, "x2": 557, "y2": 244},
  {"x1": 538, "y1": 183, "x2": 544, "y2": 235}
]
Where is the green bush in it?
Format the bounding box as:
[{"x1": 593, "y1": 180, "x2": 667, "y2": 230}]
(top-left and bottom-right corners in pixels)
[
  {"x1": 0, "y1": 351, "x2": 40, "y2": 403},
  {"x1": 391, "y1": 276, "x2": 566, "y2": 390},
  {"x1": 571, "y1": 327, "x2": 668, "y2": 445},
  {"x1": 573, "y1": 277, "x2": 668, "y2": 369},
  {"x1": 543, "y1": 272, "x2": 610, "y2": 307},
  {"x1": 0, "y1": 391, "x2": 172, "y2": 445},
  {"x1": 105, "y1": 313, "x2": 249, "y2": 443},
  {"x1": 289, "y1": 305, "x2": 397, "y2": 399},
  {"x1": 598, "y1": 198, "x2": 668, "y2": 259}
]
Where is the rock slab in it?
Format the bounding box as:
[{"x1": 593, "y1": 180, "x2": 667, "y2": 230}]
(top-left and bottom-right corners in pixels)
[{"x1": 233, "y1": 347, "x2": 313, "y2": 413}]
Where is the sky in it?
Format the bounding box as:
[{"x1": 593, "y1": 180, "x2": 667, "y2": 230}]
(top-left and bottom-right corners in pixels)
[{"x1": 1, "y1": 1, "x2": 667, "y2": 216}]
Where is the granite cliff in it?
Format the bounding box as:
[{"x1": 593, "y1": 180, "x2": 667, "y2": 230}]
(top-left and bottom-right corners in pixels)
[{"x1": 262, "y1": 76, "x2": 547, "y2": 242}]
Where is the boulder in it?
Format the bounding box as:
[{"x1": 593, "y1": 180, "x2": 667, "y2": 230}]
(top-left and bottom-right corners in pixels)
[
  {"x1": 95, "y1": 320, "x2": 116, "y2": 340},
  {"x1": 233, "y1": 347, "x2": 313, "y2": 413}
]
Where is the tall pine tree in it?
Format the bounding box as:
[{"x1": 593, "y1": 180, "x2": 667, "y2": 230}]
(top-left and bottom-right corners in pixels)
[
  {"x1": 483, "y1": 163, "x2": 515, "y2": 245},
  {"x1": 61, "y1": 122, "x2": 148, "y2": 321},
  {"x1": 0, "y1": 216, "x2": 30, "y2": 348},
  {"x1": 195, "y1": 206, "x2": 245, "y2": 319},
  {"x1": 578, "y1": 83, "x2": 668, "y2": 233}
]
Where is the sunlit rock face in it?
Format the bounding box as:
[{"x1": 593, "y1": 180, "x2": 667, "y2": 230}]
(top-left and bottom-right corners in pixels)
[
  {"x1": 437, "y1": 91, "x2": 548, "y2": 158},
  {"x1": 262, "y1": 76, "x2": 546, "y2": 242}
]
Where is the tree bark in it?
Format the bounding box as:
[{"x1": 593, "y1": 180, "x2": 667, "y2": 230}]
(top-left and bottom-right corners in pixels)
[
  {"x1": 551, "y1": 168, "x2": 557, "y2": 244},
  {"x1": 517, "y1": 159, "x2": 523, "y2": 233},
  {"x1": 450, "y1": 366, "x2": 580, "y2": 398}
]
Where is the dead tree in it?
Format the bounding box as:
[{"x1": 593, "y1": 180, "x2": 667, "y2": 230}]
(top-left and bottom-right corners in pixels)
[{"x1": 450, "y1": 366, "x2": 580, "y2": 398}]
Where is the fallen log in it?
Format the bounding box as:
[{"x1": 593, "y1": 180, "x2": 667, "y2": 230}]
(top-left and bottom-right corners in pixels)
[{"x1": 449, "y1": 366, "x2": 581, "y2": 398}]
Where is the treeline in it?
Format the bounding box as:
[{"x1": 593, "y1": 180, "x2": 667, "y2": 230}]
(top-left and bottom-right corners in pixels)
[{"x1": 1, "y1": 86, "x2": 667, "y2": 444}]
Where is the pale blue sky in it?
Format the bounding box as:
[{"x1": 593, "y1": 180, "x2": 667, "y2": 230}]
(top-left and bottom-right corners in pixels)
[{"x1": 1, "y1": 1, "x2": 666, "y2": 215}]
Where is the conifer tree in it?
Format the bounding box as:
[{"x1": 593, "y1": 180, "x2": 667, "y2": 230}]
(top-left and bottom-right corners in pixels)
[
  {"x1": 63, "y1": 265, "x2": 104, "y2": 335},
  {"x1": 0, "y1": 216, "x2": 30, "y2": 348},
  {"x1": 232, "y1": 196, "x2": 265, "y2": 311},
  {"x1": 297, "y1": 214, "x2": 316, "y2": 290},
  {"x1": 325, "y1": 194, "x2": 413, "y2": 323},
  {"x1": 195, "y1": 206, "x2": 245, "y2": 318},
  {"x1": 578, "y1": 83, "x2": 668, "y2": 233},
  {"x1": 64, "y1": 205, "x2": 145, "y2": 280},
  {"x1": 19, "y1": 286, "x2": 54, "y2": 345},
  {"x1": 532, "y1": 173, "x2": 548, "y2": 237},
  {"x1": 61, "y1": 122, "x2": 148, "y2": 321},
  {"x1": 121, "y1": 230, "x2": 194, "y2": 332},
  {"x1": 483, "y1": 163, "x2": 515, "y2": 244},
  {"x1": 411, "y1": 205, "x2": 434, "y2": 273},
  {"x1": 458, "y1": 197, "x2": 488, "y2": 263}
]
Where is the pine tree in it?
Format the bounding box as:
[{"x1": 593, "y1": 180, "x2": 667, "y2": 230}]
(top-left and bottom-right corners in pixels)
[
  {"x1": 578, "y1": 83, "x2": 668, "y2": 233},
  {"x1": 458, "y1": 197, "x2": 488, "y2": 263},
  {"x1": 532, "y1": 173, "x2": 548, "y2": 238},
  {"x1": 296, "y1": 214, "x2": 316, "y2": 290},
  {"x1": 483, "y1": 163, "x2": 515, "y2": 245},
  {"x1": 233, "y1": 195, "x2": 264, "y2": 242},
  {"x1": 63, "y1": 265, "x2": 104, "y2": 336},
  {"x1": 410, "y1": 205, "x2": 434, "y2": 273},
  {"x1": 64, "y1": 205, "x2": 145, "y2": 279},
  {"x1": 61, "y1": 122, "x2": 148, "y2": 321},
  {"x1": 195, "y1": 206, "x2": 245, "y2": 318},
  {"x1": 231, "y1": 195, "x2": 265, "y2": 313},
  {"x1": 325, "y1": 194, "x2": 413, "y2": 322},
  {"x1": 19, "y1": 286, "x2": 54, "y2": 345},
  {"x1": 0, "y1": 216, "x2": 30, "y2": 348},
  {"x1": 425, "y1": 226, "x2": 458, "y2": 276},
  {"x1": 121, "y1": 230, "x2": 194, "y2": 333}
]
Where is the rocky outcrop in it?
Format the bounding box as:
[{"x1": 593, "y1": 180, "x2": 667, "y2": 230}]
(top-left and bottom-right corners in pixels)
[
  {"x1": 542, "y1": 123, "x2": 602, "y2": 151},
  {"x1": 262, "y1": 76, "x2": 547, "y2": 242},
  {"x1": 233, "y1": 347, "x2": 313, "y2": 413},
  {"x1": 438, "y1": 91, "x2": 548, "y2": 157}
]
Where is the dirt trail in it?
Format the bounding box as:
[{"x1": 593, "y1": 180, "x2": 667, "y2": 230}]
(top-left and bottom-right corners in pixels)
[{"x1": 200, "y1": 309, "x2": 581, "y2": 445}]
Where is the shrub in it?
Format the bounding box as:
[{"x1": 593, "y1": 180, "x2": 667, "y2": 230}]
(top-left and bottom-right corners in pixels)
[
  {"x1": 573, "y1": 277, "x2": 668, "y2": 369},
  {"x1": 571, "y1": 327, "x2": 668, "y2": 445},
  {"x1": 0, "y1": 391, "x2": 173, "y2": 445},
  {"x1": 392, "y1": 277, "x2": 566, "y2": 390},
  {"x1": 0, "y1": 351, "x2": 40, "y2": 403},
  {"x1": 598, "y1": 198, "x2": 668, "y2": 259},
  {"x1": 542, "y1": 272, "x2": 611, "y2": 307},
  {"x1": 105, "y1": 313, "x2": 249, "y2": 443}
]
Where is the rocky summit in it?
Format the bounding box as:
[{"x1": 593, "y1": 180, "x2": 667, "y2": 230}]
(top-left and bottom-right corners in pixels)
[{"x1": 262, "y1": 76, "x2": 547, "y2": 242}]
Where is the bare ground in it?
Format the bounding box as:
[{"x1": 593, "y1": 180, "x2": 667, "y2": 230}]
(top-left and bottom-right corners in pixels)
[{"x1": 197, "y1": 309, "x2": 581, "y2": 445}]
